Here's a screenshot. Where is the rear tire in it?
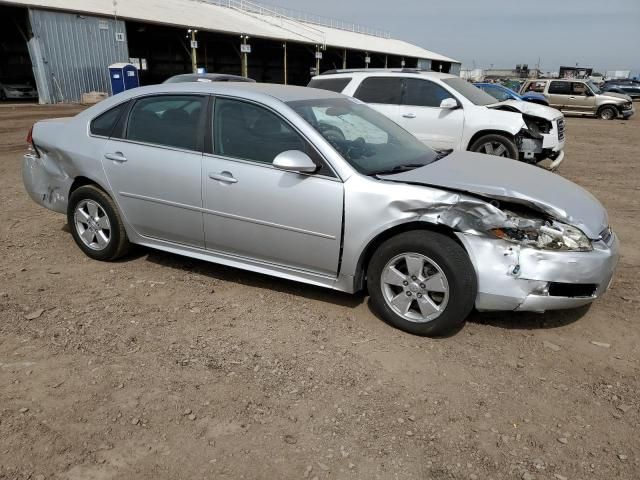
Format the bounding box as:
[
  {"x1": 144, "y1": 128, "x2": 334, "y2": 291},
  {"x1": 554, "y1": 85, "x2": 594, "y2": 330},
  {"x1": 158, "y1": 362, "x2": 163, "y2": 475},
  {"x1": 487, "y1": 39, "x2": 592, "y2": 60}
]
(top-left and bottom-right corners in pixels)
[
  {"x1": 469, "y1": 134, "x2": 519, "y2": 160},
  {"x1": 597, "y1": 105, "x2": 617, "y2": 120},
  {"x1": 67, "y1": 185, "x2": 130, "y2": 261},
  {"x1": 367, "y1": 231, "x2": 477, "y2": 337}
]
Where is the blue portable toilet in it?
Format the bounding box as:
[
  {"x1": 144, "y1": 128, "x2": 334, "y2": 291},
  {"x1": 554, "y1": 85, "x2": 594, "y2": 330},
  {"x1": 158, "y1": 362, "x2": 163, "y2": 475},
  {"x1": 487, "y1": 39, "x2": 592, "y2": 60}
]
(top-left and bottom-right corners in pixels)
[{"x1": 108, "y1": 63, "x2": 139, "y2": 95}]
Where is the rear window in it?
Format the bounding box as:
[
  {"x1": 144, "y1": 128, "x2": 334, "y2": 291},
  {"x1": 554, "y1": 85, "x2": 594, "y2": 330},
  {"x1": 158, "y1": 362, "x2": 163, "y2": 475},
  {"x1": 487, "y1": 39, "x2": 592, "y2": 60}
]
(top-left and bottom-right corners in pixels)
[
  {"x1": 353, "y1": 77, "x2": 403, "y2": 104},
  {"x1": 90, "y1": 103, "x2": 126, "y2": 137},
  {"x1": 307, "y1": 77, "x2": 352, "y2": 93}
]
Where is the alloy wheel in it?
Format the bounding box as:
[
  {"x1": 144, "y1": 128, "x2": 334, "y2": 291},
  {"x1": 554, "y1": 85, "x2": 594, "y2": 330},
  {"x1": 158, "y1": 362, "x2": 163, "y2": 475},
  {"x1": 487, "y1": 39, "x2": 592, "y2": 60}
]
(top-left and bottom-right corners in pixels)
[
  {"x1": 380, "y1": 253, "x2": 450, "y2": 323},
  {"x1": 480, "y1": 141, "x2": 509, "y2": 157},
  {"x1": 74, "y1": 199, "x2": 111, "y2": 251}
]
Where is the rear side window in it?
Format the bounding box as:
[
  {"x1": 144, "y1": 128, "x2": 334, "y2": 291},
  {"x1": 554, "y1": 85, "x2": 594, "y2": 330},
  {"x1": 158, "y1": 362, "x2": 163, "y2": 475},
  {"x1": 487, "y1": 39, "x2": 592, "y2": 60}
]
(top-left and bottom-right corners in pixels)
[
  {"x1": 126, "y1": 95, "x2": 206, "y2": 151},
  {"x1": 307, "y1": 77, "x2": 352, "y2": 93},
  {"x1": 353, "y1": 77, "x2": 403, "y2": 104},
  {"x1": 549, "y1": 82, "x2": 571, "y2": 95},
  {"x1": 90, "y1": 103, "x2": 126, "y2": 137},
  {"x1": 402, "y1": 78, "x2": 453, "y2": 107}
]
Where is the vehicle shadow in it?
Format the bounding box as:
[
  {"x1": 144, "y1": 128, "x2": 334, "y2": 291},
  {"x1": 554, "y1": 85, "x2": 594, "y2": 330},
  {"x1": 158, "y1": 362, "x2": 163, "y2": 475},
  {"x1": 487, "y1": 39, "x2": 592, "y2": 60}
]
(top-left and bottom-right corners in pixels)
[
  {"x1": 141, "y1": 246, "x2": 365, "y2": 310},
  {"x1": 468, "y1": 304, "x2": 591, "y2": 330}
]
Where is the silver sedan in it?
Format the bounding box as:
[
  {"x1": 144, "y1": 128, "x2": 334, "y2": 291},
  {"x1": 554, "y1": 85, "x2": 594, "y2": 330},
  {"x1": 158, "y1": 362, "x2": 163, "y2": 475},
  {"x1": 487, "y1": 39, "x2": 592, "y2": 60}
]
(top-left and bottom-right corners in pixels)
[{"x1": 23, "y1": 83, "x2": 618, "y2": 336}]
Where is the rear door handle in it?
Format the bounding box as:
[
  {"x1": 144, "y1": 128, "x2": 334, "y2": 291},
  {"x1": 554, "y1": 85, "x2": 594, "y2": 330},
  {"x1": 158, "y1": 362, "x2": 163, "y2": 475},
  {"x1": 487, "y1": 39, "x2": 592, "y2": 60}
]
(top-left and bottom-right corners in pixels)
[
  {"x1": 208, "y1": 171, "x2": 238, "y2": 183},
  {"x1": 402, "y1": 113, "x2": 416, "y2": 119},
  {"x1": 104, "y1": 152, "x2": 127, "y2": 162}
]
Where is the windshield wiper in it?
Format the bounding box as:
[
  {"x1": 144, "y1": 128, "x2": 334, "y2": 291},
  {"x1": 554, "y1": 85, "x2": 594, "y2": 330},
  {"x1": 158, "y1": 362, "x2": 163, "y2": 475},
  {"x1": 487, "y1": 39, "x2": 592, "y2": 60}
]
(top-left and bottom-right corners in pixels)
[
  {"x1": 368, "y1": 163, "x2": 427, "y2": 176},
  {"x1": 434, "y1": 149, "x2": 453, "y2": 161}
]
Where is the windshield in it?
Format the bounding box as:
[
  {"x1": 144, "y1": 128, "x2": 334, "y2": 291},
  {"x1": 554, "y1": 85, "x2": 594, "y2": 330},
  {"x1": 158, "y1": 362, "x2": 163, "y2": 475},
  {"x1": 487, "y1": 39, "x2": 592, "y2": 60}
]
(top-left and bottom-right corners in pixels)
[
  {"x1": 442, "y1": 77, "x2": 498, "y2": 105},
  {"x1": 287, "y1": 97, "x2": 438, "y2": 175},
  {"x1": 587, "y1": 80, "x2": 601, "y2": 94}
]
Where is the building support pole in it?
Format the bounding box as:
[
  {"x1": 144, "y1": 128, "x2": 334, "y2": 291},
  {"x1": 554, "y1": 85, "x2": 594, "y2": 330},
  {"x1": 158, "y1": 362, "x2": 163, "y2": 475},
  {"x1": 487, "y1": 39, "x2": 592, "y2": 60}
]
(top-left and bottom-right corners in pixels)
[
  {"x1": 241, "y1": 35, "x2": 249, "y2": 78},
  {"x1": 315, "y1": 44, "x2": 321, "y2": 76},
  {"x1": 283, "y1": 42, "x2": 287, "y2": 85},
  {"x1": 190, "y1": 29, "x2": 198, "y2": 73},
  {"x1": 342, "y1": 49, "x2": 347, "y2": 69},
  {"x1": 384, "y1": 55, "x2": 388, "y2": 68}
]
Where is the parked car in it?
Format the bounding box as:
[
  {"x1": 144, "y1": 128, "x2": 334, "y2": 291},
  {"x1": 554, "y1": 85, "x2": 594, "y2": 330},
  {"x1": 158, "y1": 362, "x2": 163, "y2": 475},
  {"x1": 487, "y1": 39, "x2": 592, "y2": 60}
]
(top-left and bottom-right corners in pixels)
[
  {"x1": 474, "y1": 82, "x2": 549, "y2": 106},
  {"x1": 163, "y1": 73, "x2": 255, "y2": 83},
  {"x1": 520, "y1": 79, "x2": 634, "y2": 120},
  {"x1": 23, "y1": 83, "x2": 618, "y2": 336},
  {"x1": 309, "y1": 70, "x2": 566, "y2": 168},
  {"x1": 0, "y1": 80, "x2": 38, "y2": 100},
  {"x1": 600, "y1": 81, "x2": 640, "y2": 100}
]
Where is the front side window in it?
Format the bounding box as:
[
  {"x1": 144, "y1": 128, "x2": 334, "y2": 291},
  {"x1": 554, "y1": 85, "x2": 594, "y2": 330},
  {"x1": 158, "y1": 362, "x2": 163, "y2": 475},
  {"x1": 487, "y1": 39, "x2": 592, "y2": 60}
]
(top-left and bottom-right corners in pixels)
[
  {"x1": 548, "y1": 81, "x2": 571, "y2": 95},
  {"x1": 213, "y1": 97, "x2": 306, "y2": 164},
  {"x1": 353, "y1": 77, "x2": 403, "y2": 104},
  {"x1": 126, "y1": 95, "x2": 206, "y2": 151},
  {"x1": 288, "y1": 97, "x2": 438, "y2": 175},
  {"x1": 571, "y1": 82, "x2": 588, "y2": 95},
  {"x1": 90, "y1": 102, "x2": 126, "y2": 137},
  {"x1": 402, "y1": 78, "x2": 452, "y2": 107}
]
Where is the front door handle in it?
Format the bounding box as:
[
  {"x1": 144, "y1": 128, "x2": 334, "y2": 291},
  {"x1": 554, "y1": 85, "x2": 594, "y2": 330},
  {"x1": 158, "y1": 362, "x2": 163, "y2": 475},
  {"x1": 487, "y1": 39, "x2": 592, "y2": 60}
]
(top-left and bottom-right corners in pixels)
[
  {"x1": 104, "y1": 152, "x2": 127, "y2": 162},
  {"x1": 402, "y1": 113, "x2": 416, "y2": 119},
  {"x1": 209, "y1": 171, "x2": 238, "y2": 183}
]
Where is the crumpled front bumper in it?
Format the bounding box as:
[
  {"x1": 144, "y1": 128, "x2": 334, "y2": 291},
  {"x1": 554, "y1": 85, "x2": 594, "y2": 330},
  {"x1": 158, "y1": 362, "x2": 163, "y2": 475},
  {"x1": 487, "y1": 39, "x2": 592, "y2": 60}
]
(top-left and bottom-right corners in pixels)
[{"x1": 456, "y1": 231, "x2": 619, "y2": 312}]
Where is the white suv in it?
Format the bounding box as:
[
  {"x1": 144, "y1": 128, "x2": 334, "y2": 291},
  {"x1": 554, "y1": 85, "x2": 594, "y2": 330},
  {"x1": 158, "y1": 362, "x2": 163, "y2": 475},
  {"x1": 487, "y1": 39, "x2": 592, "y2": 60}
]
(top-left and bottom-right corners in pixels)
[{"x1": 309, "y1": 70, "x2": 566, "y2": 168}]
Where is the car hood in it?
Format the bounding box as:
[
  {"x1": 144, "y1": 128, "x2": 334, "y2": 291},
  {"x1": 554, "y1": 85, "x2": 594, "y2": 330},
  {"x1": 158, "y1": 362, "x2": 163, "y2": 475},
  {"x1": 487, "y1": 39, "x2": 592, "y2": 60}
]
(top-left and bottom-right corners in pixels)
[
  {"x1": 489, "y1": 99, "x2": 561, "y2": 120},
  {"x1": 599, "y1": 91, "x2": 632, "y2": 102},
  {"x1": 380, "y1": 151, "x2": 608, "y2": 239}
]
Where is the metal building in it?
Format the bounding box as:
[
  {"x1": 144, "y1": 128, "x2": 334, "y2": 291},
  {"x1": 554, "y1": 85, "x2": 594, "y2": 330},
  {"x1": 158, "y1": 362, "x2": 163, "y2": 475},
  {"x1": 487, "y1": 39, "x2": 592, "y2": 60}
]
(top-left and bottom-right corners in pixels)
[{"x1": 0, "y1": 0, "x2": 461, "y2": 103}]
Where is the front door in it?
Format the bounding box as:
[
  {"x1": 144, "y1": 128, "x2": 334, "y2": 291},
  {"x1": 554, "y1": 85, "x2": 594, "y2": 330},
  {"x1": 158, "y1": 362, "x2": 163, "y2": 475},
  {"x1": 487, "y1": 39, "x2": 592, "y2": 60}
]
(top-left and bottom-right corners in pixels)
[
  {"x1": 202, "y1": 97, "x2": 344, "y2": 276},
  {"x1": 396, "y1": 78, "x2": 464, "y2": 150},
  {"x1": 567, "y1": 82, "x2": 596, "y2": 113},
  {"x1": 101, "y1": 94, "x2": 207, "y2": 247}
]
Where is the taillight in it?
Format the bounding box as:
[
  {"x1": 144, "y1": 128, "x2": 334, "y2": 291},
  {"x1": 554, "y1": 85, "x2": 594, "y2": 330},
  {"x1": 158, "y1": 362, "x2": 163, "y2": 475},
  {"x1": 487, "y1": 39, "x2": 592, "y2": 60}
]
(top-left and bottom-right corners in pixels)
[{"x1": 26, "y1": 124, "x2": 40, "y2": 157}]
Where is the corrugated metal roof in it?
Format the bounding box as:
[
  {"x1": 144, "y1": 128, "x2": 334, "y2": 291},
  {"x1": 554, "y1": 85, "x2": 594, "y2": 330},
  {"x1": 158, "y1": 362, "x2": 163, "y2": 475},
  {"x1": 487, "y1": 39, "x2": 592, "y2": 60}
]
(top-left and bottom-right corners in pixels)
[{"x1": 1, "y1": 0, "x2": 459, "y2": 63}]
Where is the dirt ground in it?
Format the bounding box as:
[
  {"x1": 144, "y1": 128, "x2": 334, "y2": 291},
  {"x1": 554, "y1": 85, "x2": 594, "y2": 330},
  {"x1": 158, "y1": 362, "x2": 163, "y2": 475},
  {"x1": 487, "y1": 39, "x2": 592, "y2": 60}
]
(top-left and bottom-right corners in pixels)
[{"x1": 1, "y1": 102, "x2": 638, "y2": 480}]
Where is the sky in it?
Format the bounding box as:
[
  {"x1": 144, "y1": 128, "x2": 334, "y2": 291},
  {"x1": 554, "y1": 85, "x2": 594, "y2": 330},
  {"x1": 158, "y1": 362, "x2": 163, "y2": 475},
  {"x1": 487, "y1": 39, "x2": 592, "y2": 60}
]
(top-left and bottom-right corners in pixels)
[{"x1": 274, "y1": 0, "x2": 639, "y2": 73}]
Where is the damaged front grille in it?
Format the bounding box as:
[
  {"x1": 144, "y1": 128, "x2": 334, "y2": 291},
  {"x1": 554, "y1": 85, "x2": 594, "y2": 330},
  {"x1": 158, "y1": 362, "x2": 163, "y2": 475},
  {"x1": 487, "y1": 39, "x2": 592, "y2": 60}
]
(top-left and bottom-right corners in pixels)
[{"x1": 556, "y1": 118, "x2": 565, "y2": 141}]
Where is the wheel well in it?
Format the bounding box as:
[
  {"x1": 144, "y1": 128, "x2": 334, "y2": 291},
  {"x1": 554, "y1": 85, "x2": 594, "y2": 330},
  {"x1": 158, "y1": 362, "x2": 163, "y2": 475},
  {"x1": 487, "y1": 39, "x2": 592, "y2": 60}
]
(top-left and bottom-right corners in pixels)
[
  {"x1": 466, "y1": 130, "x2": 515, "y2": 150},
  {"x1": 69, "y1": 176, "x2": 103, "y2": 195},
  {"x1": 597, "y1": 104, "x2": 618, "y2": 114},
  {"x1": 353, "y1": 222, "x2": 464, "y2": 293}
]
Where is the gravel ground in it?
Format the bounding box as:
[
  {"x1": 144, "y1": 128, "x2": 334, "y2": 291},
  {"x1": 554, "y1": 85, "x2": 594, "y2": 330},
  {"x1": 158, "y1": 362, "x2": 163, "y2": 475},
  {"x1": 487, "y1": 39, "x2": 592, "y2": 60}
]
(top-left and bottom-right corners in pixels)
[{"x1": 1, "y1": 102, "x2": 638, "y2": 480}]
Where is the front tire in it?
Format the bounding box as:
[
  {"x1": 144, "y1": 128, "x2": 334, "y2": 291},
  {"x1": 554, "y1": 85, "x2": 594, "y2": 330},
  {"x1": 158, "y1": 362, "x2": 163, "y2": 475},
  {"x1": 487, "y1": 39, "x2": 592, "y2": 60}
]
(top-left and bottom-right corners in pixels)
[
  {"x1": 367, "y1": 231, "x2": 477, "y2": 337},
  {"x1": 67, "y1": 185, "x2": 130, "y2": 261},
  {"x1": 469, "y1": 134, "x2": 519, "y2": 160},
  {"x1": 597, "y1": 105, "x2": 617, "y2": 120}
]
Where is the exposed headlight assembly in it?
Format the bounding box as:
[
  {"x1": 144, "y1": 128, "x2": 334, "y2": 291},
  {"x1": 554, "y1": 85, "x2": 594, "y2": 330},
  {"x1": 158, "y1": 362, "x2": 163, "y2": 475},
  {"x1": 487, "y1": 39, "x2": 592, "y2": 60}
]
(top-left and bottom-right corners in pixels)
[
  {"x1": 523, "y1": 115, "x2": 552, "y2": 137},
  {"x1": 490, "y1": 212, "x2": 592, "y2": 252}
]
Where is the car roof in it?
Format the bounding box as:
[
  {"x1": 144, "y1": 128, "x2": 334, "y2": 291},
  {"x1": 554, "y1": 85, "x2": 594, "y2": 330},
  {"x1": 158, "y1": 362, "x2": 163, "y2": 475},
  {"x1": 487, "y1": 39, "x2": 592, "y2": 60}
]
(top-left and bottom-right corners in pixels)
[
  {"x1": 107, "y1": 82, "x2": 345, "y2": 104},
  {"x1": 164, "y1": 73, "x2": 256, "y2": 83},
  {"x1": 316, "y1": 69, "x2": 457, "y2": 80}
]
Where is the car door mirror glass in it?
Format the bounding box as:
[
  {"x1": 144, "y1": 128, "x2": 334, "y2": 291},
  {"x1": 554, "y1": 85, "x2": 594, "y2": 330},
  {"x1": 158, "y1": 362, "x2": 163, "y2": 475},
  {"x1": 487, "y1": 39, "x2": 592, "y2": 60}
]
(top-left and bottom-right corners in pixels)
[
  {"x1": 439, "y1": 98, "x2": 458, "y2": 109},
  {"x1": 273, "y1": 150, "x2": 318, "y2": 173}
]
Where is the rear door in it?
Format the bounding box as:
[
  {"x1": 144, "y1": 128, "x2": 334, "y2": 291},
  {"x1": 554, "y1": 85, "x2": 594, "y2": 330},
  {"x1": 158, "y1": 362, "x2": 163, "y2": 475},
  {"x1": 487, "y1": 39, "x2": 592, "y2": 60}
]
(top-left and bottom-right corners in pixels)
[
  {"x1": 100, "y1": 94, "x2": 206, "y2": 247},
  {"x1": 201, "y1": 96, "x2": 344, "y2": 276},
  {"x1": 547, "y1": 81, "x2": 571, "y2": 110},
  {"x1": 352, "y1": 76, "x2": 403, "y2": 125},
  {"x1": 396, "y1": 78, "x2": 464, "y2": 150}
]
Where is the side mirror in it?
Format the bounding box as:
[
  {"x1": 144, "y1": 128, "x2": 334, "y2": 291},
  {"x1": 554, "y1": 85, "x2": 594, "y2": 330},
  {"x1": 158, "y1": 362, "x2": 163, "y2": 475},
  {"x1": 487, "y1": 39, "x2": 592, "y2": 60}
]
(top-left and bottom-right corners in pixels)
[
  {"x1": 439, "y1": 98, "x2": 458, "y2": 109},
  {"x1": 273, "y1": 150, "x2": 318, "y2": 174}
]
